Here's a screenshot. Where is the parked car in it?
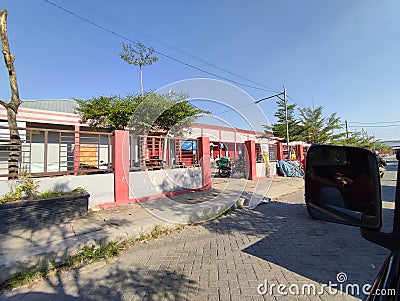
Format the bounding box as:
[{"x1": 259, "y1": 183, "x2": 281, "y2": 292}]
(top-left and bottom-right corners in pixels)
[{"x1": 305, "y1": 144, "x2": 400, "y2": 300}]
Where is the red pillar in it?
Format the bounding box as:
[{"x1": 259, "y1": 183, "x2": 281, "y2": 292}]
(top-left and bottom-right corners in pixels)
[
  {"x1": 73, "y1": 125, "x2": 80, "y2": 175},
  {"x1": 245, "y1": 140, "x2": 257, "y2": 180},
  {"x1": 113, "y1": 130, "x2": 130, "y2": 203},
  {"x1": 197, "y1": 136, "x2": 211, "y2": 189},
  {"x1": 277, "y1": 142, "x2": 284, "y2": 161},
  {"x1": 297, "y1": 143, "x2": 304, "y2": 161}
]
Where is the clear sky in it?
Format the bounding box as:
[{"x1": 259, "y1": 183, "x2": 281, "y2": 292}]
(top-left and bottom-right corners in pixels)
[{"x1": 1, "y1": 0, "x2": 400, "y2": 141}]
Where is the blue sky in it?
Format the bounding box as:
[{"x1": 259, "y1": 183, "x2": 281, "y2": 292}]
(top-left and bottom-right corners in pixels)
[{"x1": 1, "y1": 0, "x2": 400, "y2": 141}]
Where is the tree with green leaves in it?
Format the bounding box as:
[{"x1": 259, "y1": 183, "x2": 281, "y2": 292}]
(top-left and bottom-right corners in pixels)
[
  {"x1": 334, "y1": 130, "x2": 371, "y2": 148},
  {"x1": 267, "y1": 98, "x2": 305, "y2": 142},
  {"x1": 75, "y1": 92, "x2": 209, "y2": 135},
  {"x1": 298, "y1": 106, "x2": 344, "y2": 144},
  {"x1": 120, "y1": 42, "x2": 158, "y2": 95},
  {"x1": 333, "y1": 130, "x2": 392, "y2": 152},
  {"x1": 75, "y1": 95, "x2": 138, "y2": 131},
  {"x1": 127, "y1": 92, "x2": 209, "y2": 135}
]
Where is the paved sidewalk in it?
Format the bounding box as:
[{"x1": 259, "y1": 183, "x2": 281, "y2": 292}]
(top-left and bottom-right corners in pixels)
[
  {"x1": 1, "y1": 182, "x2": 388, "y2": 301},
  {"x1": 0, "y1": 176, "x2": 304, "y2": 284}
]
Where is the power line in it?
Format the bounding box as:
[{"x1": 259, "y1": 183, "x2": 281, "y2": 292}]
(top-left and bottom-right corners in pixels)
[
  {"x1": 65, "y1": 0, "x2": 314, "y2": 110},
  {"x1": 43, "y1": 0, "x2": 277, "y2": 93},
  {"x1": 373, "y1": 126, "x2": 400, "y2": 137},
  {"x1": 43, "y1": 0, "x2": 310, "y2": 123},
  {"x1": 213, "y1": 103, "x2": 257, "y2": 116},
  {"x1": 285, "y1": 94, "x2": 307, "y2": 108},
  {"x1": 348, "y1": 124, "x2": 400, "y2": 128},
  {"x1": 65, "y1": 0, "x2": 277, "y2": 93},
  {"x1": 348, "y1": 120, "x2": 400, "y2": 125}
]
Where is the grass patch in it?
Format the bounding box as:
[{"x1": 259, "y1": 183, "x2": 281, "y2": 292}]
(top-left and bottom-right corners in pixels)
[
  {"x1": 64, "y1": 241, "x2": 119, "y2": 269},
  {"x1": 0, "y1": 224, "x2": 186, "y2": 292},
  {"x1": 37, "y1": 190, "x2": 64, "y2": 199},
  {"x1": 2, "y1": 269, "x2": 49, "y2": 290}
]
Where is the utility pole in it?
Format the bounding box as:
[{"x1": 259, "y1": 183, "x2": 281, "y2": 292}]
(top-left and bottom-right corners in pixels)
[
  {"x1": 345, "y1": 120, "x2": 349, "y2": 139},
  {"x1": 255, "y1": 86, "x2": 290, "y2": 158},
  {"x1": 283, "y1": 85, "x2": 289, "y2": 149}
]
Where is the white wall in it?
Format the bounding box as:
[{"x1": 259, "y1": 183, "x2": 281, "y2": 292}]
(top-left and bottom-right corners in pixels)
[
  {"x1": 202, "y1": 129, "x2": 219, "y2": 141},
  {"x1": 0, "y1": 173, "x2": 115, "y2": 206},
  {"x1": 236, "y1": 133, "x2": 247, "y2": 143},
  {"x1": 270, "y1": 162, "x2": 277, "y2": 177},
  {"x1": 256, "y1": 163, "x2": 267, "y2": 178},
  {"x1": 220, "y1": 131, "x2": 234, "y2": 142},
  {"x1": 129, "y1": 167, "x2": 202, "y2": 199},
  {"x1": 256, "y1": 162, "x2": 277, "y2": 178}
]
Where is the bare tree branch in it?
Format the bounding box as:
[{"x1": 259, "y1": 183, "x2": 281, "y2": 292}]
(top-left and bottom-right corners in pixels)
[{"x1": 0, "y1": 99, "x2": 10, "y2": 108}]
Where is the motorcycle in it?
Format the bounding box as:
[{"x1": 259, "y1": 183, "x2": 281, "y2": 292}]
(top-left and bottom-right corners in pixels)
[{"x1": 218, "y1": 156, "x2": 231, "y2": 177}]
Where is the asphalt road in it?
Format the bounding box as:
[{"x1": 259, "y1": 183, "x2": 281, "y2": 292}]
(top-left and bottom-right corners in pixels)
[
  {"x1": 381, "y1": 158, "x2": 398, "y2": 202},
  {"x1": 380, "y1": 158, "x2": 398, "y2": 233},
  {"x1": 2, "y1": 183, "x2": 392, "y2": 301}
]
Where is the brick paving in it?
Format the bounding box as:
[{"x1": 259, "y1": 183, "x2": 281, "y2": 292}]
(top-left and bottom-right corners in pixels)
[{"x1": 2, "y1": 189, "x2": 389, "y2": 301}]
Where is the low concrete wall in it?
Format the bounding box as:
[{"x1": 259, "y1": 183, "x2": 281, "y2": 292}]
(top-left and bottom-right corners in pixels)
[
  {"x1": 38, "y1": 174, "x2": 114, "y2": 206},
  {"x1": 256, "y1": 162, "x2": 277, "y2": 178},
  {"x1": 129, "y1": 167, "x2": 202, "y2": 199},
  {"x1": 0, "y1": 173, "x2": 115, "y2": 206},
  {"x1": 256, "y1": 163, "x2": 267, "y2": 178},
  {"x1": 270, "y1": 161, "x2": 277, "y2": 176},
  {"x1": 0, "y1": 168, "x2": 204, "y2": 206}
]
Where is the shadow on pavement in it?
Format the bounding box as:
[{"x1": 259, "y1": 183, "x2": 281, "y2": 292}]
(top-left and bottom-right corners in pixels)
[
  {"x1": 0, "y1": 215, "x2": 141, "y2": 285},
  {"x1": 203, "y1": 199, "x2": 389, "y2": 299},
  {"x1": 3, "y1": 264, "x2": 199, "y2": 300}
]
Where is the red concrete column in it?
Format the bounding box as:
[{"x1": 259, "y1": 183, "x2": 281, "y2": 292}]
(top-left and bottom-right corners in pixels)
[
  {"x1": 245, "y1": 140, "x2": 257, "y2": 180},
  {"x1": 277, "y1": 142, "x2": 284, "y2": 161},
  {"x1": 113, "y1": 130, "x2": 130, "y2": 203},
  {"x1": 197, "y1": 136, "x2": 211, "y2": 189},
  {"x1": 73, "y1": 125, "x2": 80, "y2": 175},
  {"x1": 297, "y1": 143, "x2": 304, "y2": 161}
]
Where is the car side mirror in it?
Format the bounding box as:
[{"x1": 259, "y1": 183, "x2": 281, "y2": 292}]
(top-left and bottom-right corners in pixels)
[{"x1": 305, "y1": 144, "x2": 382, "y2": 229}]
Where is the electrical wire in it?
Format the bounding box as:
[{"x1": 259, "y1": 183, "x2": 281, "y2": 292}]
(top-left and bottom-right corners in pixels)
[
  {"x1": 43, "y1": 0, "x2": 312, "y2": 121},
  {"x1": 43, "y1": 0, "x2": 278, "y2": 93},
  {"x1": 285, "y1": 94, "x2": 307, "y2": 108},
  {"x1": 348, "y1": 120, "x2": 400, "y2": 125},
  {"x1": 370, "y1": 125, "x2": 400, "y2": 137},
  {"x1": 348, "y1": 124, "x2": 400, "y2": 128},
  {"x1": 65, "y1": 0, "x2": 277, "y2": 93},
  {"x1": 64, "y1": 0, "x2": 315, "y2": 109}
]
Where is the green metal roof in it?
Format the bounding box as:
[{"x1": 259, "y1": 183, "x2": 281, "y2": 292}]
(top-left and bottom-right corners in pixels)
[{"x1": 20, "y1": 99, "x2": 77, "y2": 114}]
